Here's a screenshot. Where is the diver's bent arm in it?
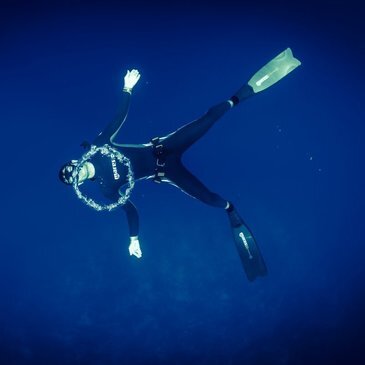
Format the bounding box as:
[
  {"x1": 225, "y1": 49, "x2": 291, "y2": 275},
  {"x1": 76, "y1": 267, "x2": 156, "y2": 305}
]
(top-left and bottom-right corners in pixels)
[{"x1": 93, "y1": 69, "x2": 141, "y2": 145}]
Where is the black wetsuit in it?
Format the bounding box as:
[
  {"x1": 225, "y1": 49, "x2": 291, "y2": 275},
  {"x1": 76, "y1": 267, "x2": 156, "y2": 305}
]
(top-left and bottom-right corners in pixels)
[
  {"x1": 88, "y1": 86, "x2": 254, "y2": 238},
  {"x1": 78, "y1": 84, "x2": 268, "y2": 281}
]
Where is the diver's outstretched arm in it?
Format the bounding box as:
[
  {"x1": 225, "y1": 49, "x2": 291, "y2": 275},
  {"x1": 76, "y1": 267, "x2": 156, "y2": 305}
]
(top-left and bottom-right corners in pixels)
[{"x1": 93, "y1": 69, "x2": 141, "y2": 145}]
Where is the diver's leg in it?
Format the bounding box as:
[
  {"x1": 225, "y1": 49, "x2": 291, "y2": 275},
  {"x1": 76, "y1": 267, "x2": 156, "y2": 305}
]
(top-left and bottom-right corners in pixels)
[
  {"x1": 165, "y1": 159, "x2": 229, "y2": 208},
  {"x1": 160, "y1": 48, "x2": 301, "y2": 153},
  {"x1": 162, "y1": 84, "x2": 255, "y2": 153},
  {"x1": 165, "y1": 161, "x2": 267, "y2": 281}
]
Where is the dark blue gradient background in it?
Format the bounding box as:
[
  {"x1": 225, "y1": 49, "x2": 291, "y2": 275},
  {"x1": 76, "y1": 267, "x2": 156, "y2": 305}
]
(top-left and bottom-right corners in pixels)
[{"x1": 1, "y1": 1, "x2": 364, "y2": 364}]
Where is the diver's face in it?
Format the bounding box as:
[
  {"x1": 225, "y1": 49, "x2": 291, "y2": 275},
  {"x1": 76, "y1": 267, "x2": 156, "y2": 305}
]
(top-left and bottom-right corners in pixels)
[{"x1": 77, "y1": 164, "x2": 89, "y2": 184}]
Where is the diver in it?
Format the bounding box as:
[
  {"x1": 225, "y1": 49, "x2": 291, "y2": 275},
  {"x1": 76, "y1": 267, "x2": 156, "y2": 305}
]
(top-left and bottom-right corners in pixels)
[{"x1": 59, "y1": 48, "x2": 301, "y2": 281}]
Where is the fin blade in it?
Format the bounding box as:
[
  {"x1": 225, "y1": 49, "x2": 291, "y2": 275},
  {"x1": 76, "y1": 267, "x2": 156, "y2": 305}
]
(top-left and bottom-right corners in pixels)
[{"x1": 232, "y1": 224, "x2": 268, "y2": 282}]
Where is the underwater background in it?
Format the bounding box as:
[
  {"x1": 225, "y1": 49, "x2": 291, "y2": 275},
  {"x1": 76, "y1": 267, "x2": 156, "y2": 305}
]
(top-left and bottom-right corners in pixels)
[{"x1": 1, "y1": 0, "x2": 364, "y2": 364}]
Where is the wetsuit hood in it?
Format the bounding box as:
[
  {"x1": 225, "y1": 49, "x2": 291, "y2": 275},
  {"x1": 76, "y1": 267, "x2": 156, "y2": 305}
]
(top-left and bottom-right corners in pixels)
[{"x1": 59, "y1": 160, "x2": 78, "y2": 185}]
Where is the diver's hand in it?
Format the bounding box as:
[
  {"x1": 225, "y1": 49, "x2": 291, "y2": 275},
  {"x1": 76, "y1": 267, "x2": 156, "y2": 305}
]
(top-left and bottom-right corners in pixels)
[
  {"x1": 129, "y1": 236, "x2": 142, "y2": 258},
  {"x1": 123, "y1": 69, "x2": 141, "y2": 93}
]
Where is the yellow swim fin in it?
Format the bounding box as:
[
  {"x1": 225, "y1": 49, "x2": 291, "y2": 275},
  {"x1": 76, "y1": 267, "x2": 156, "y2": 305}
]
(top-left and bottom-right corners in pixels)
[{"x1": 248, "y1": 48, "x2": 301, "y2": 93}]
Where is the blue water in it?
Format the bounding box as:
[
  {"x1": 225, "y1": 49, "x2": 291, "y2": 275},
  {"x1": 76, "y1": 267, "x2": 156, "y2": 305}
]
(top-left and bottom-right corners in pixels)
[{"x1": 1, "y1": 1, "x2": 364, "y2": 364}]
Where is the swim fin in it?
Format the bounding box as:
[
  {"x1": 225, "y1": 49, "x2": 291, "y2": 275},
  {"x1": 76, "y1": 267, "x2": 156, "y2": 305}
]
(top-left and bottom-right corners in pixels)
[
  {"x1": 248, "y1": 47, "x2": 301, "y2": 93},
  {"x1": 227, "y1": 205, "x2": 268, "y2": 281}
]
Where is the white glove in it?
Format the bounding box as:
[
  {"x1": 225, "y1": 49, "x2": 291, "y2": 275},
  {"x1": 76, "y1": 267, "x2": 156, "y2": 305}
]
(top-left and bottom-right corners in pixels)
[
  {"x1": 128, "y1": 236, "x2": 142, "y2": 258},
  {"x1": 123, "y1": 69, "x2": 141, "y2": 93}
]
